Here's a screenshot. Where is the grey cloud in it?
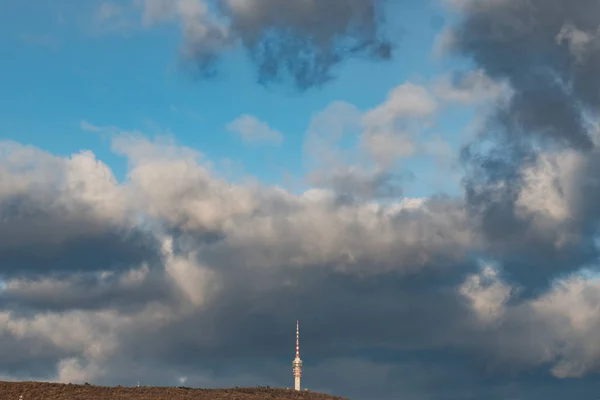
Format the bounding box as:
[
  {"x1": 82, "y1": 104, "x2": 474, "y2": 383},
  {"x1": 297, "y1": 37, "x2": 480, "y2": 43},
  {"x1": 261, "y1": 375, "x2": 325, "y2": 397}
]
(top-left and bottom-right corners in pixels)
[
  {"x1": 448, "y1": 0, "x2": 600, "y2": 149},
  {"x1": 306, "y1": 167, "x2": 406, "y2": 201},
  {"x1": 0, "y1": 330, "x2": 64, "y2": 379},
  {"x1": 221, "y1": 0, "x2": 393, "y2": 89},
  {"x1": 135, "y1": 0, "x2": 393, "y2": 89},
  {"x1": 459, "y1": 267, "x2": 600, "y2": 381},
  {"x1": 0, "y1": 267, "x2": 172, "y2": 313},
  {"x1": 0, "y1": 228, "x2": 160, "y2": 278},
  {"x1": 0, "y1": 143, "x2": 161, "y2": 279},
  {"x1": 82, "y1": 258, "x2": 479, "y2": 394},
  {"x1": 444, "y1": 0, "x2": 600, "y2": 293},
  {"x1": 495, "y1": 77, "x2": 591, "y2": 149},
  {"x1": 462, "y1": 142, "x2": 600, "y2": 292}
]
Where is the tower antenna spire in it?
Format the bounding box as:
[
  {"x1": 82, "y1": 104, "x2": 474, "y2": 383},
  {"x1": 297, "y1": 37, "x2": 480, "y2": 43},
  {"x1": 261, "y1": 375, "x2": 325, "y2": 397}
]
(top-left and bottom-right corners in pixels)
[
  {"x1": 292, "y1": 320, "x2": 303, "y2": 391},
  {"x1": 296, "y1": 320, "x2": 300, "y2": 358}
]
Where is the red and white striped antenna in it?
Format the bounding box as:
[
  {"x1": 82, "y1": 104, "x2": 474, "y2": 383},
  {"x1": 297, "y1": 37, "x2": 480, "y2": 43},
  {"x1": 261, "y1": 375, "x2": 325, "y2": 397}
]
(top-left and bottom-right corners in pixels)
[{"x1": 295, "y1": 320, "x2": 300, "y2": 358}]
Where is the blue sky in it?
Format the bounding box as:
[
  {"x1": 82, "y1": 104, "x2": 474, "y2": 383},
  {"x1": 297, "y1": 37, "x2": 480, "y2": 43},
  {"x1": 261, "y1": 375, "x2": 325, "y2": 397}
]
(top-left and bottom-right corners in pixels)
[{"x1": 0, "y1": 0, "x2": 471, "y2": 198}]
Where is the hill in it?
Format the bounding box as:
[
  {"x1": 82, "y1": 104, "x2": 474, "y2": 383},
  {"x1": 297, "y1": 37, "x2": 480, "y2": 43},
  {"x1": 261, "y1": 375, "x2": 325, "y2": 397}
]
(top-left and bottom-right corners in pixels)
[{"x1": 0, "y1": 381, "x2": 348, "y2": 400}]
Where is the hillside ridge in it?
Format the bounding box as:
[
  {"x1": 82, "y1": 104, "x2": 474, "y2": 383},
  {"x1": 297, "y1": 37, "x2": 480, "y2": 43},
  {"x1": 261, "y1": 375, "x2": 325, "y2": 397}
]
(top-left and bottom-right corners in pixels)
[{"x1": 0, "y1": 381, "x2": 349, "y2": 400}]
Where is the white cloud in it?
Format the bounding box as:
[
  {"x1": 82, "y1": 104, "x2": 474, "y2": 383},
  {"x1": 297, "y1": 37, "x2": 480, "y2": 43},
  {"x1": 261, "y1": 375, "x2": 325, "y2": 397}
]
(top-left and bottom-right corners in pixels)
[
  {"x1": 459, "y1": 269, "x2": 600, "y2": 379},
  {"x1": 227, "y1": 114, "x2": 284, "y2": 146},
  {"x1": 360, "y1": 83, "x2": 437, "y2": 165},
  {"x1": 556, "y1": 24, "x2": 599, "y2": 63},
  {"x1": 433, "y1": 69, "x2": 511, "y2": 106},
  {"x1": 80, "y1": 120, "x2": 103, "y2": 132},
  {"x1": 303, "y1": 82, "x2": 444, "y2": 199},
  {"x1": 460, "y1": 264, "x2": 513, "y2": 324},
  {"x1": 363, "y1": 82, "x2": 437, "y2": 125}
]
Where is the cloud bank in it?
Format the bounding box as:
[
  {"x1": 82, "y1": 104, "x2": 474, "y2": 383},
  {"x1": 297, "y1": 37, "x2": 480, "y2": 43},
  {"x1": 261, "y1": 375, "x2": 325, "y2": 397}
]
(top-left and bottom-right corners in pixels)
[{"x1": 4, "y1": 88, "x2": 600, "y2": 399}]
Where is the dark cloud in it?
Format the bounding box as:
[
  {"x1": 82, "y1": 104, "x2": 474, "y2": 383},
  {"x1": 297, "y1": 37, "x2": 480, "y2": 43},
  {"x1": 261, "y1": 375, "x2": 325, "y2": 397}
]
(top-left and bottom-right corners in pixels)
[
  {"x1": 447, "y1": 0, "x2": 600, "y2": 291},
  {"x1": 462, "y1": 144, "x2": 596, "y2": 292},
  {"x1": 0, "y1": 227, "x2": 160, "y2": 279},
  {"x1": 140, "y1": 0, "x2": 394, "y2": 89},
  {"x1": 0, "y1": 147, "x2": 161, "y2": 279},
  {"x1": 306, "y1": 168, "x2": 406, "y2": 201},
  {"x1": 0, "y1": 331, "x2": 64, "y2": 379},
  {"x1": 221, "y1": 0, "x2": 393, "y2": 89},
  {"x1": 448, "y1": 0, "x2": 600, "y2": 148},
  {"x1": 0, "y1": 268, "x2": 172, "y2": 313}
]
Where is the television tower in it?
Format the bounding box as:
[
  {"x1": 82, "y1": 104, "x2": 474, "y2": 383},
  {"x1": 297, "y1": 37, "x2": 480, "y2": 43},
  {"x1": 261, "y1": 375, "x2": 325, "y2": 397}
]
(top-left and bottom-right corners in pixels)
[{"x1": 292, "y1": 320, "x2": 303, "y2": 391}]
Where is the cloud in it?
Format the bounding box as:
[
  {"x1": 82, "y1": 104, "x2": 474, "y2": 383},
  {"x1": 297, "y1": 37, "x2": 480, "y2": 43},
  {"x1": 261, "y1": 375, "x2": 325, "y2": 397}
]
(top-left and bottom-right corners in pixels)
[
  {"x1": 128, "y1": 0, "x2": 392, "y2": 89},
  {"x1": 4, "y1": 124, "x2": 600, "y2": 397},
  {"x1": 137, "y1": 0, "x2": 231, "y2": 76},
  {"x1": 446, "y1": 0, "x2": 600, "y2": 149},
  {"x1": 0, "y1": 141, "x2": 160, "y2": 279},
  {"x1": 361, "y1": 82, "x2": 438, "y2": 165},
  {"x1": 458, "y1": 266, "x2": 600, "y2": 381},
  {"x1": 220, "y1": 0, "x2": 393, "y2": 89},
  {"x1": 439, "y1": 0, "x2": 600, "y2": 295},
  {"x1": 227, "y1": 114, "x2": 283, "y2": 146},
  {"x1": 433, "y1": 69, "x2": 511, "y2": 106},
  {"x1": 80, "y1": 120, "x2": 103, "y2": 132},
  {"x1": 302, "y1": 82, "x2": 446, "y2": 201}
]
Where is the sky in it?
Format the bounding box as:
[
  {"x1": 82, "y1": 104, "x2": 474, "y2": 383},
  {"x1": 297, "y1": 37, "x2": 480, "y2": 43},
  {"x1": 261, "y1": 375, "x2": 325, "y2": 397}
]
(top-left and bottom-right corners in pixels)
[{"x1": 2, "y1": 0, "x2": 600, "y2": 399}]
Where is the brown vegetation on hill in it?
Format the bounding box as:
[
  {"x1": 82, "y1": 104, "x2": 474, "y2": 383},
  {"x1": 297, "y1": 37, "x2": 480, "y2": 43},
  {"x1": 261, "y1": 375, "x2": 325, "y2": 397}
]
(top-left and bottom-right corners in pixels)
[{"x1": 0, "y1": 381, "x2": 348, "y2": 400}]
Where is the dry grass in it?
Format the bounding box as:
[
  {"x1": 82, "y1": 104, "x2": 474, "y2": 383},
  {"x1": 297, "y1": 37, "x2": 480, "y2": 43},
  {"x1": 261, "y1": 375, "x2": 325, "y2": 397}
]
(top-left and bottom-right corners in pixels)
[{"x1": 0, "y1": 381, "x2": 348, "y2": 400}]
